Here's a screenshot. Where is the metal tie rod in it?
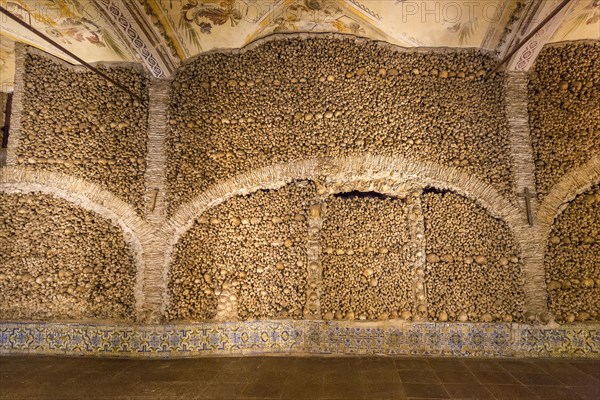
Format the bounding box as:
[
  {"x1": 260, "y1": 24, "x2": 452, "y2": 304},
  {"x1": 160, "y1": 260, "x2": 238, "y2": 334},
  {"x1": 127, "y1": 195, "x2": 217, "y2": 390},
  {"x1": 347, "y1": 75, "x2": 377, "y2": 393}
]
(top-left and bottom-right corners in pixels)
[{"x1": 0, "y1": 5, "x2": 144, "y2": 101}]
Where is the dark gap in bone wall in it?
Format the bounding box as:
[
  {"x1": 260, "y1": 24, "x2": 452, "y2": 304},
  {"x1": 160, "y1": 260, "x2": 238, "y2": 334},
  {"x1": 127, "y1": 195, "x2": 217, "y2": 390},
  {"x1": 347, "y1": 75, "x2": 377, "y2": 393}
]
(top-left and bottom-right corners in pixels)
[
  {"x1": 422, "y1": 186, "x2": 448, "y2": 196},
  {"x1": 333, "y1": 191, "x2": 394, "y2": 200}
]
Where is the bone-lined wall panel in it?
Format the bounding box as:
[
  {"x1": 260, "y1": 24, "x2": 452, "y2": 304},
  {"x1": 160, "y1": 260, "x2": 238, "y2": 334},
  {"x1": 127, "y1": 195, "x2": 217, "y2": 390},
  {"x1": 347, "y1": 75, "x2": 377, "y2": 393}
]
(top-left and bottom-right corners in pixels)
[
  {"x1": 3, "y1": 37, "x2": 600, "y2": 340},
  {"x1": 546, "y1": 185, "x2": 600, "y2": 323},
  {"x1": 0, "y1": 193, "x2": 137, "y2": 321},
  {"x1": 15, "y1": 52, "x2": 149, "y2": 213},
  {"x1": 167, "y1": 184, "x2": 529, "y2": 324},
  {"x1": 422, "y1": 190, "x2": 525, "y2": 323},
  {"x1": 166, "y1": 36, "x2": 514, "y2": 214},
  {"x1": 320, "y1": 193, "x2": 415, "y2": 321},
  {"x1": 167, "y1": 182, "x2": 315, "y2": 321},
  {"x1": 529, "y1": 42, "x2": 600, "y2": 200}
]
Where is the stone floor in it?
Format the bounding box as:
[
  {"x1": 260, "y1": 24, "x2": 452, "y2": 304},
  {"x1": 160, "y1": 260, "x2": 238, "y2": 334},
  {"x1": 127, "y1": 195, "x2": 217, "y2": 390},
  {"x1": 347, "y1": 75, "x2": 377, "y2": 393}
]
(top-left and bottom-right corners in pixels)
[{"x1": 0, "y1": 355, "x2": 598, "y2": 400}]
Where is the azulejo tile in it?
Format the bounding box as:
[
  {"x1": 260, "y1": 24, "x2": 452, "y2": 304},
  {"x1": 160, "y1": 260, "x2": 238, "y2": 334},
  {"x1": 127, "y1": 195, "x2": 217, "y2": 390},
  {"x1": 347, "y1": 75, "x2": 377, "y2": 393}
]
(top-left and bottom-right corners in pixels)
[
  {"x1": 0, "y1": 320, "x2": 598, "y2": 358},
  {"x1": 518, "y1": 325, "x2": 600, "y2": 358}
]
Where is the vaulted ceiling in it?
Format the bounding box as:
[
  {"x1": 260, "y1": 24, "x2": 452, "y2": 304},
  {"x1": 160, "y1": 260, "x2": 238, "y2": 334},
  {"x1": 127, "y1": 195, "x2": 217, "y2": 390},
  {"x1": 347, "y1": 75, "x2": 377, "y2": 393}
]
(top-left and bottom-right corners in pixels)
[{"x1": 0, "y1": 0, "x2": 598, "y2": 90}]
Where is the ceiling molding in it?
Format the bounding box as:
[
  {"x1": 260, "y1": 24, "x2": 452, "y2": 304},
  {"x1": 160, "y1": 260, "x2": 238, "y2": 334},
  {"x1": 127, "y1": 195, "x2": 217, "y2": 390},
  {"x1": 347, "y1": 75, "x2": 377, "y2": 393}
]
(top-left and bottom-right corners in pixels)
[
  {"x1": 482, "y1": 0, "x2": 524, "y2": 51},
  {"x1": 146, "y1": 0, "x2": 193, "y2": 59},
  {"x1": 499, "y1": 0, "x2": 544, "y2": 58},
  {"x1": 344, "y1": 0, "x2": 381, "y2": 21},
  {"x1": 507, "y1": 0, "x2": 581, "y2": 71},
  {"x1": 93, "y1": 0, "x2": 178, "y2": 77}
]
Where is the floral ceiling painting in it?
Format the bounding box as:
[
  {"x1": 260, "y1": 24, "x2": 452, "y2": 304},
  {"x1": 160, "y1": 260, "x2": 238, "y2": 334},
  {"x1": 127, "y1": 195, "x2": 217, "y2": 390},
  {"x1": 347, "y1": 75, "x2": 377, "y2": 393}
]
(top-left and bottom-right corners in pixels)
[
  {"x1": 0, "y1": 0, "x2": 134, "y2": 63},
  {"x1": 181, "y1": 0, "x2": 242, "y2": 35},
  {"x1": 550, "y1": 0, "x2": 600, "y2": 42},
  {"x1": 143, "y1": 0, "x2": 599, "y2": 61},
  {"x1": 153, "y1": 0, "x2": 264, "y2": 55},
  {"x1": 259, "y1": 0, "x2": 361, "y2": 35},
  {"x1": 0, "y1": 0, "x2": 598, "y2": 90},
  {"x1": 151, "y1": 0, "x2": 516, "y2": 54},
  {"x1": 248, "y1": 0, "x2": 396, "y2": 45}
]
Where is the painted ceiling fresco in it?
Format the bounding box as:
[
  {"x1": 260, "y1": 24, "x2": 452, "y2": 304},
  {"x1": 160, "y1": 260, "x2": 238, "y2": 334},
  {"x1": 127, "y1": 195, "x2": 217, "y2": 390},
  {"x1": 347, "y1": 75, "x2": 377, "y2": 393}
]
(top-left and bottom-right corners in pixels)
[
  {"x1": 152, "y1": 0, "x2": 512, "y2": 54},
  {"x1": 0, "y1": 0, "x2": 598, "y2": 90},
  {"x1": 0, "y1": 35, "x2": 16, "y2": 92},
  {"x1": 551, "y1": 0, "x2": 600, "y2": 42},
  {"x1": 149, "y1": 0, "x2": 598, "y2": 55},
  {"x1": 0, "y1": 0, "x2": 135, "y2": 61}
]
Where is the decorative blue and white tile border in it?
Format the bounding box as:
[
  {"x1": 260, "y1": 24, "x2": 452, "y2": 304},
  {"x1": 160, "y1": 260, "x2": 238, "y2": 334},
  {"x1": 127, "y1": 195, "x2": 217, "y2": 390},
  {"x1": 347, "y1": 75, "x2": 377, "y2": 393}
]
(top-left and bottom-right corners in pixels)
[{"x1": 1, "y1": 321, "x2": 598, "y2": 358}]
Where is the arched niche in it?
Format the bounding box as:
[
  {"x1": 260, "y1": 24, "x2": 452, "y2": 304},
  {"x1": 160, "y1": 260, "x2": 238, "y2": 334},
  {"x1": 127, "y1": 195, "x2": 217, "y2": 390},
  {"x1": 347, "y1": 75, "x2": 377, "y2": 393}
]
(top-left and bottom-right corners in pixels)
[
  {"x1": 0, "y1": 191, "x2": 138, "y2": 320},
  {"x1": 0, "y1": 167, "x2": 153, "y2": 320},
  {"x1": 421, "y1": 188, "x2": 526, "y2": 323},
  {"x1": 166, "y1": 181, "x2": 316, "y2": 321},
  {"x1": 163, "y1": 157, "x2": 534, "y2": 323},
  {"x1": 544, "y1": 184, "x2": 600, "y2": 323},
  {"x1": 160, "y1": 156, "x2": 535, "y2": 321}
]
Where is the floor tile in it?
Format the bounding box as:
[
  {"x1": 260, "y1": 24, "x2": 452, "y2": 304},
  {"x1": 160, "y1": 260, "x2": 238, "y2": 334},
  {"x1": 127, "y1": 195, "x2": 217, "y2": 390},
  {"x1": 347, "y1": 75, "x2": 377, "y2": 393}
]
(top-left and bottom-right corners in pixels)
[
  {"x1": 470, "y1": 370, "x2": 518, "y2": 384},
  {"x1": 497, "y1": 360, "x2": 544, "y2": 373},
  {"x1": 285, "y1": 372, "x2": 322, "y2": 385},
  {"x1": 485, "y1": 384, "x2": 539, "y2": 399},
  {"x1": 363, "y1": 382, "x2": 406, "y2": 399},
  {"x1": 198, "y1": 383, "x2": 246, "y2": 399},
  {"x1": 402, "y1": 383, "x2": 449, "y2": 399},
  {"x1": 1, "y1": 355, "x2": 598, "y2": 400},
  {"x1": 399, "y1": 369, "x2": 441, "y2": 384},
  {"x1": 321, "y1": 383, "x2": 366, "y2": 399},
  {"x1": 394, "y1": 359, "x2": 432, "y2": 371},
  {"x1": 360, "y1": 367, "x2": 401, "y2": 383},
  {"x1": 526, "y1": 385, "x2": 584, "y2": 400},
  {"x1": 280, "y1": 381, "x2": 323, "y2": 399},
  {"x1": 568, "y1": 385, "x2": 600, "y2": 400},
  {"x1": 323, "y1": 369, "x2": 362, "y2": 384},
  {"x1": 442, "y1": 383, "x2": 494, "y2": 399},
  {"x1": 0, "y1": 382, "x2": 56, "y2": 399},
  {"x1": 427, "y1": 359, "x2": 466, "y2": 370},
  {"x1": 166, "y1": 357, "x2": 231, "y2": 372},
  {"x1": 434, "y1": 368, "x2": 478, "y2": 384},
  {"x1": 536, "y1": 360, "x2": 586, "y2": 376},
  {"x1": 240, "y1": 381, "x2": 284, "y2": 399},
  {"x1": 510, "y1": 372, "x2": 562, "y2": 385},
  {"x1": 213, "y1": 368, "x2": 256, "y2": 383},
  {"x1": 132, "y1": 381, "x2": 208, "y2": 398},
  {"x1": 462, "y1": 360, "x2": 506, "y2": 373},
  {"x1": 547, "y1": 370, "x2": 598, "y2": 386},
  {"x1": 570, "y1": 362, "x2": 600, "y2": 379},
  {"x1": 356, "y1": 357, "x2": 396, "y2": 369}
]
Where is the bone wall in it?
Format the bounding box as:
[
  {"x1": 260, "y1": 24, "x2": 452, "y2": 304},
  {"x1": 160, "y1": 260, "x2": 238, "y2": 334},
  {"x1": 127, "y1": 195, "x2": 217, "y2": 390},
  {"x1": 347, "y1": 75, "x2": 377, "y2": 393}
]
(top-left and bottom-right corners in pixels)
[
  {"x1": 166, "y1": 37, "x2": 514, "y2": 214},
  {"x1": 167, "y1": 182, "x2": 315, "y2": 321},
  {"x1": 167, "y1": 180, "x2": 527, "y2": 324},
  {"x1": 529, "y1": 42, "x2": 600, "y2": 200},
  {"x1": 320, "y1": 193, "x2": 415, "y2": 321},
  {"x1": 422, "y1": 190, "x2": 525, "y2": 322},
  {"x1": 0, "y1": 192, "x2": 137, "y2": 320},
  {"x1": 546, "y1": 185, "x2": 600, "y2": 323},
  {"x1": 15, "y1": 52, "x2": 149, "y2": 213},
  {"x1": 3, "y1": 38, "x2": 599, "y2": 330}
]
